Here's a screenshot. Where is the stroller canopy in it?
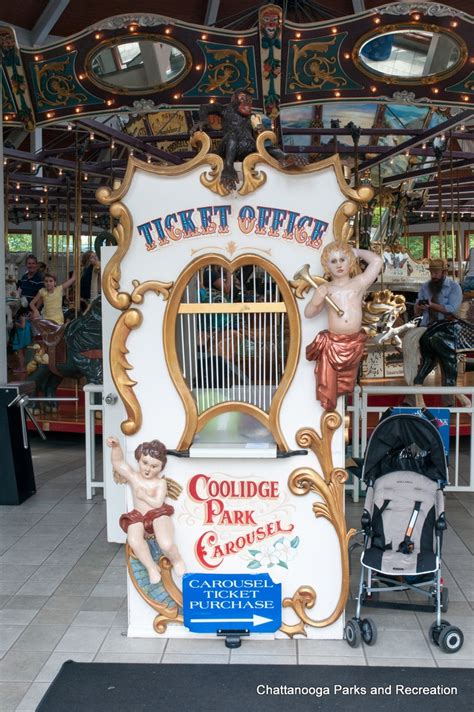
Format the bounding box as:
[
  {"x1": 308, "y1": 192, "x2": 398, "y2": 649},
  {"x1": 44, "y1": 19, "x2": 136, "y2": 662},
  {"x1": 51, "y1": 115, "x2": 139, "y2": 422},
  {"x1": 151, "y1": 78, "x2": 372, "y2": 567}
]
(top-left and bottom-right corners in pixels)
[{"x1": 362, "y1": 414, "x2": 448, "y2": 485}]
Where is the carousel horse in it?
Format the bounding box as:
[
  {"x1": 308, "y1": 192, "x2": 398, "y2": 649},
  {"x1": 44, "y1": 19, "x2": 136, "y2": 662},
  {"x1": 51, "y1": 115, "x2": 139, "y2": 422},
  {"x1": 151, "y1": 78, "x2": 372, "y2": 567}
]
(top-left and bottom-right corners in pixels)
[
  {"x1": 362, "y1": 290, "x2": 418, "y2": 348},
  {"x1": 402, "y1": 312, "x2": 474, "y2": 407},
  {"x1": 28, "y1": 297, "x2": 103, "y2": 408},
  {"x1": 5, "y1": 254, "x2": 24, "y2": 333}
]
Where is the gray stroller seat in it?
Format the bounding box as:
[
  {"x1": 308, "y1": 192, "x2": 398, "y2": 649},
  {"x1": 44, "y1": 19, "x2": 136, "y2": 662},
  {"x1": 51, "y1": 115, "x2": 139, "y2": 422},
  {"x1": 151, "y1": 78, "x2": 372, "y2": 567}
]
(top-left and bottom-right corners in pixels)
[{"x1": 362, "y1": 470, "x2": 444, "y2": 576}]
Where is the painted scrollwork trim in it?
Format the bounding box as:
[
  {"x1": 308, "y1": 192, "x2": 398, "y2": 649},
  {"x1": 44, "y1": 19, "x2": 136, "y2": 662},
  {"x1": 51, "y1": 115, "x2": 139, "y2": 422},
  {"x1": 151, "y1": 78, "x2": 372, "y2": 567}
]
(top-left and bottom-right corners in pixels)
[
  {"x1": 282, "y1": 412, "x2": 356, "y2": 636},
  {"x1": 110, "y1": 309, "x2": 143, "y2": 435},
  {"x1": 377, "y1": 3, "x2": 467, "y2": 19},
  {"x1": 125, "y1": 546, "x2": 184, "y2": 634}
]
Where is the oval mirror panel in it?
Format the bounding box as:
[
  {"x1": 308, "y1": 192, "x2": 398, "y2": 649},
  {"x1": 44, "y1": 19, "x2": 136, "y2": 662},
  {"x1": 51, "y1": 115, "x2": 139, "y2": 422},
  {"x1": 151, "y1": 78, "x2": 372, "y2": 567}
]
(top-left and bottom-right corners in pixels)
[
  {"x1": 88, "y1": 38, "x2": 189, "y2": 93},
  {"x1": 358, "y1": 28, "x2": 464, "y2": 82}
]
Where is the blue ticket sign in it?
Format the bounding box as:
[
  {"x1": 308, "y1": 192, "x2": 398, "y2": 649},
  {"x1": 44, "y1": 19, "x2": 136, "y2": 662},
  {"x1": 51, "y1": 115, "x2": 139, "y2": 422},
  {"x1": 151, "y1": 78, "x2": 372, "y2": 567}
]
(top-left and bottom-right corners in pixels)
[{"x1": 183, "y1": 573, "x2": 281, "y2": 633}]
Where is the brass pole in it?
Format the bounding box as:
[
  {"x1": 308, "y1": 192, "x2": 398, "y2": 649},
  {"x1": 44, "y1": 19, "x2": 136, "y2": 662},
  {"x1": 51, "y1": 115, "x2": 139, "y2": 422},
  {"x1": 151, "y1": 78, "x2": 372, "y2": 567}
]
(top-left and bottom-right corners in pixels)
[
  {"x1": 65, "y1": 182, "x2": 71, "y2": 279},
  {"x1": 88, "y1": 206, "x2": 93, "y2": 252},
  {"x1": 4, "y1": 175, "x2": 9, "y2": 252},
  {"x1": 43, "y1": 197, "x2": 49, "y2": 267},
  {"x1": 449, "y1": 134, "x2": 456, "y2": 279},
  {"x1": 74, "y1": 139, "x2": 82, "y2": 317},
  {"x1": 438, "y1": 165, "x2": 442, "y2": 258},
  {"x1": 457, "y1": 177, "x2": 462, "y2": 283}
]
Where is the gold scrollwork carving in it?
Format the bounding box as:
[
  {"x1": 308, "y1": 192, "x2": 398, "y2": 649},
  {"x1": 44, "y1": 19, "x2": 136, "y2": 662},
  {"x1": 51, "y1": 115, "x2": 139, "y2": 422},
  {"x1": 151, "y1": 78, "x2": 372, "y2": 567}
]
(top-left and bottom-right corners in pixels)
[
  {"x1": 34, "y1": 61, "x2": 88, "y2": 108},
  {"x1": 283, "y1": 412, "x2": 356, "y2": 635},
  {"x1": 110, "y1": 309, "x2": 143, "y2": 435},
  {"x1": 131, "y1": 279, "x2": 173, "y2": 304},
  {"x1": 199, "y1": 48, "x2": 253, "y2": 95},
  {"x1": 199, "y1": 153, "x2": 231, "y2": 196},
  {"x1": 239, "y1": 151, "x2": 268, "y2": 195},
  {"x1": 95, "y1": 193, "x2": 133, "y2": 310},
  {"x1": 280, "y1": 586, "x2": 316, "y2": 638},
  {"x1": 125, "y1": 546, "x2": 184, "y2": 634},
  {"x1": 288, "y1": 39, "x2": 342, "y2": 91}
]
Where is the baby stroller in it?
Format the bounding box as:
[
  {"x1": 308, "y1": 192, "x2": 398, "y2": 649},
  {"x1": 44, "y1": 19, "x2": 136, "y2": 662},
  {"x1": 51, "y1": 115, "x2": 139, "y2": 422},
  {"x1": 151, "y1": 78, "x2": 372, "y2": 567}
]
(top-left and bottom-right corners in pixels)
[{"x1": 345, "y1": 413, "x2": 464, "y2": 654}]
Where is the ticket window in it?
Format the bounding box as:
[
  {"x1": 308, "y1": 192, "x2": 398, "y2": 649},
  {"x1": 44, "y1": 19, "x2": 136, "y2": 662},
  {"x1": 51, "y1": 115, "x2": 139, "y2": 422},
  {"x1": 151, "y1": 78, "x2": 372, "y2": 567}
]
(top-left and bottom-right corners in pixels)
[{"x1": 172, "y1": 260, "x2": 294, "y2": 456}]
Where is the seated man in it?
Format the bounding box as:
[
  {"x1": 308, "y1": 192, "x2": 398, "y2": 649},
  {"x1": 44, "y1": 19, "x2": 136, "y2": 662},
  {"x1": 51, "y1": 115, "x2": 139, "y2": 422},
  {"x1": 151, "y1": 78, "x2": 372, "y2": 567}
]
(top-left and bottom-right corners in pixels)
[
  {"x1": 414, "y1": 258, "x2": 462, "y2": 325},
  {"x1": 403, "y1": 258, "x2": 463, "y2": 406}
]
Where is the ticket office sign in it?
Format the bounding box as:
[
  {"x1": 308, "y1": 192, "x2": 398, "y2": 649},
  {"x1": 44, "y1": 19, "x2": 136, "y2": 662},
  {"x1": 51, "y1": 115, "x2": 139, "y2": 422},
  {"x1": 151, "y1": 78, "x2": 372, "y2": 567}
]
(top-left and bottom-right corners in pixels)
[{"x1": 183, "y1": 573, "x2": 282, "y2": 633}]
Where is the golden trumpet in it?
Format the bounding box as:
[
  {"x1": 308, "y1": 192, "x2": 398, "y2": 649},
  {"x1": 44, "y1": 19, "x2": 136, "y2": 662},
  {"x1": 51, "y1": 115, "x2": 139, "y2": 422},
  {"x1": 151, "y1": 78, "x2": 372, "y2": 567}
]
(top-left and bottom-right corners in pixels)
[{"x1": 293, "y1": 264, "x2": 345, "y2": 317}]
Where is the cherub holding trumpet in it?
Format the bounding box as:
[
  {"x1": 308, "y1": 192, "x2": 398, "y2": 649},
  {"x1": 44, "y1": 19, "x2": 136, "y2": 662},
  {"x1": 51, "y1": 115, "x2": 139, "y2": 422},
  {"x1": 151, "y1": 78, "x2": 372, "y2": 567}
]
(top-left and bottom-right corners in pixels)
[{"x1": 302, "y1": 241, "x2": 383, "y2": 410}]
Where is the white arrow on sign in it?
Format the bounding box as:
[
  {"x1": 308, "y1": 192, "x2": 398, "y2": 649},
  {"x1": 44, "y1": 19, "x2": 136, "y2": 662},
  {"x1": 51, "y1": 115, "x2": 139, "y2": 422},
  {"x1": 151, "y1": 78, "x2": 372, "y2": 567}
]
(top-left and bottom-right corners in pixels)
[{"x1": 189, "y1": 614, "x2": 273, "y2": 627}]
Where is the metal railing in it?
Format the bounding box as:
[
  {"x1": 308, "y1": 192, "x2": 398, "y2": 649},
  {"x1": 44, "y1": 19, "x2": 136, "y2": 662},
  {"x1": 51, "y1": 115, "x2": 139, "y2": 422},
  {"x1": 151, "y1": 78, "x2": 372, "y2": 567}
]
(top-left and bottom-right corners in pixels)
[
  {"x1": 84, "y1": 384, "x2": 105, "y2": 500},
  {"x1": 348, "y1": 385, "x2": 474, "y2": 501}
]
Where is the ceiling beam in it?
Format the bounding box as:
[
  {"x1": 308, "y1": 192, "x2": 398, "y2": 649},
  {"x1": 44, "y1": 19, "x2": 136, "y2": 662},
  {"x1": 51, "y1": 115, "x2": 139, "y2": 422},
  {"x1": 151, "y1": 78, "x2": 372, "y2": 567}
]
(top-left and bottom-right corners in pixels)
[
  {"x1": 358, "y1": 109, "x2": 474, "y2": 172},
  {"x1": 75, "y1": 119, "x2": 184, "y2": 165},
  {"x1": 204, "y1": 0, "x2": 221, "y2": 26},
  {"x1": 352, "y1": 1, "x2": 366, "y2": 13},
  {"x1": 31, "y1": 0, "x2": 70, "y2": 46},
  {"x1": 382, "y1": 157, "x2": 474, "y2": 184}
]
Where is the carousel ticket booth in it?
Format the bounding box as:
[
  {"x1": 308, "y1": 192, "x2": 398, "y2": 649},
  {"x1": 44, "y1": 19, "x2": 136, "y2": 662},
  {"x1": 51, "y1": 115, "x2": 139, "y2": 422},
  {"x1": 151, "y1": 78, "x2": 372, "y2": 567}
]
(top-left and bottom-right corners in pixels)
[{"x1": 100, "y1": 133, "x2": 373, "y2": 641}]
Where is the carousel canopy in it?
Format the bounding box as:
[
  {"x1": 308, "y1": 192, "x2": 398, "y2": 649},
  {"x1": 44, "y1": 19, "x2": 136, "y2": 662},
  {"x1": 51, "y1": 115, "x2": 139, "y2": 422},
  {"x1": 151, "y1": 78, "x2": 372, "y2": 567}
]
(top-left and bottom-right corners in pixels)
[{"x1": 2, "y1": 2, "x2": 474, "y2": 228}]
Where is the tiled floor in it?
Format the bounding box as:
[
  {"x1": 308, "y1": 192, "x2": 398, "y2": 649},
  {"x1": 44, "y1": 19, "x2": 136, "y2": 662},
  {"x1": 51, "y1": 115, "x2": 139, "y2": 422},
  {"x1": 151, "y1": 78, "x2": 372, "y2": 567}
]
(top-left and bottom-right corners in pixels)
[{"x1": 0, "y1": 435, "x2": 472, "y2": 711}]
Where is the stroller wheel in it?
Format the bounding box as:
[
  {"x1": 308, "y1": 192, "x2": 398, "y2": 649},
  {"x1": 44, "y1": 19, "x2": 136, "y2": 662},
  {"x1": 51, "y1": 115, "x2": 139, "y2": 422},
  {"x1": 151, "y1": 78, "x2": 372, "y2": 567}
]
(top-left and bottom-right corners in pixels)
[
  {"x1": 428, "y1": 620, "x2": 450, "y2": 645},
  {"x1": 361, "y1": 617, "x2": 377, "y2": 646},
  {"x1": 438, "y1": 625, "x2": 464, "y2": 654},
  {"x1": 344, "y1": 619, "x2": 361, "y2": 648}
]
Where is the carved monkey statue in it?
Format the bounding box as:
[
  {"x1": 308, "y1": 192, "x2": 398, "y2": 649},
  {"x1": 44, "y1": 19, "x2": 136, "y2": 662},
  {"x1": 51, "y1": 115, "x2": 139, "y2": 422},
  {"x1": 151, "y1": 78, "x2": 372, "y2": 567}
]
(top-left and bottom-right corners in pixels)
[{"x1": 194, "y1": 90, "x2": 306, "y2": 190}]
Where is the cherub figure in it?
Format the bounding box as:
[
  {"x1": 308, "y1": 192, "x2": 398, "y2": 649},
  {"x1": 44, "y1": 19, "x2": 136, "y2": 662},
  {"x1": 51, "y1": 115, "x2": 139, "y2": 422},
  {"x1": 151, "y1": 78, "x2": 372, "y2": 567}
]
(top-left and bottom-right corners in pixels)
[
  {"x1": 305, "y1": 241, "x2": 383, "y2": 410},
  {"x1": 107, "y1": 437, "x2": 186, "y2": 584}
]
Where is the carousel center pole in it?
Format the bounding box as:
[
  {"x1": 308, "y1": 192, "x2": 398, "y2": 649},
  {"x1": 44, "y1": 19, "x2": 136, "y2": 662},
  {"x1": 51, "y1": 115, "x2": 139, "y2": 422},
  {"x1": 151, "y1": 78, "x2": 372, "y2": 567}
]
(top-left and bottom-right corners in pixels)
[{"x1": 0, "y1": 101, "x2": 7, "y2": 382}]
